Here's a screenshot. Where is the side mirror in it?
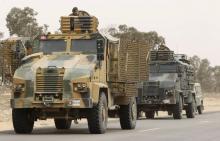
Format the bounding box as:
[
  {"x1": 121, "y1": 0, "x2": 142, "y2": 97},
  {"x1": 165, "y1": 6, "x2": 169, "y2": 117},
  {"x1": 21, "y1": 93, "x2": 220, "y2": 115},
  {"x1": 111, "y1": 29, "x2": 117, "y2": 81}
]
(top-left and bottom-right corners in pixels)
[{"x1": 97, "y1": 39, "x2": 104, "y2": 61}]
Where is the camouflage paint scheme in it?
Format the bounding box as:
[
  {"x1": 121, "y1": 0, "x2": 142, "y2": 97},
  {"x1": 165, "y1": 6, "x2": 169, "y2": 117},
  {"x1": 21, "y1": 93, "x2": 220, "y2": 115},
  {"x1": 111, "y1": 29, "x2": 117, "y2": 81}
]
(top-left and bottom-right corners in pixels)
[
  {"x1": 11, "y1": 33, "x2": 134, "y2": 109},
  {"x1": 12, "y1": 53, "x2": 97, "y2": 108},
  {"x1": 11, "y1": 33, "x2": 111, "y2": 110}
]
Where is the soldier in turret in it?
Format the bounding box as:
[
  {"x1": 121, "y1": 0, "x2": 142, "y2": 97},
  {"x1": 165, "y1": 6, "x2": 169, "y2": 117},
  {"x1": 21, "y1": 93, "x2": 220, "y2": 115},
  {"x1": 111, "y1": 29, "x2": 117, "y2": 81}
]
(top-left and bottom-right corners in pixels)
[
  {"x1": 25, "y1": 41, "x2": 33, "y2": 55},
  {"x1": 69, "y1": 7, "x2": 79, "y2": 16},
  {"x1": 69, "y1": 7, "x2": 90, "y2": 16}
]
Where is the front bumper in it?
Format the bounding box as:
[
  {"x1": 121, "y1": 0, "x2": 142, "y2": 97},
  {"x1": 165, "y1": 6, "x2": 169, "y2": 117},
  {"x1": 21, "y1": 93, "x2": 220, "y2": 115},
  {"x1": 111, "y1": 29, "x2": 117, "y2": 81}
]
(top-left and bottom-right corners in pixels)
[
  {"x1": 11, "y1": 98, "x2": 93, "y2": 109},
  {"x1": 138, "y1": 95, "x2": 176, "y2": 105}
]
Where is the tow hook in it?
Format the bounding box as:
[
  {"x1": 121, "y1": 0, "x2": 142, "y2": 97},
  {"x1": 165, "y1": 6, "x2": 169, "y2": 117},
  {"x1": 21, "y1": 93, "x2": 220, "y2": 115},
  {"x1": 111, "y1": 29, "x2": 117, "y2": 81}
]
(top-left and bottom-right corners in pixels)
[{"x1": 43, "y1": 102, "x2": 52, "y2": 107}]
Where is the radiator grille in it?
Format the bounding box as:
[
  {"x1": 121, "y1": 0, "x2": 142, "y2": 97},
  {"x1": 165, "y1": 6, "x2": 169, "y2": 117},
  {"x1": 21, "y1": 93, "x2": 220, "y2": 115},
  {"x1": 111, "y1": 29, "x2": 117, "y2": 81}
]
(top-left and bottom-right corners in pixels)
[
  {"x1": 144, "y1": 86, "x2": 159, "y2": 96},
  {"x1": 143, "y1": 81, "x2": 160, "y2": 96},
  {"x1": 36, "y1": 68, "x2": 64, "y2": 93}
]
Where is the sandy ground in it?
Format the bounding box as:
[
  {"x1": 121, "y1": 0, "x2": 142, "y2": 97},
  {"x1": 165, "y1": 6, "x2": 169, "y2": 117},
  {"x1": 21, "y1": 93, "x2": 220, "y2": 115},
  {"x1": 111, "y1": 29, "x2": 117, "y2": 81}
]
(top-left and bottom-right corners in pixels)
[
  {"x1": 0, "y1": 93, "x2": 11, "y2": 123},
  {"x1": 1, "y1": 92, "x2": 220, "y2": 131},
  {"x1": 203, "y1": 96, "x2": 220, "y2": 112}
]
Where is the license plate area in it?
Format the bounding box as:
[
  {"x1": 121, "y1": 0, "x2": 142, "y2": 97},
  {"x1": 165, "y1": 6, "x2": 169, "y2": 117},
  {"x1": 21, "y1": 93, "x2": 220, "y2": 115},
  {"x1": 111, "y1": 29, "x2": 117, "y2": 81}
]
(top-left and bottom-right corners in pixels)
[
  {"x1": 69, "y1": 99, "x2": 81, "y2": 107},
  {"x1": 43, "y1": 96, "x2": 54, "y2": 103}
]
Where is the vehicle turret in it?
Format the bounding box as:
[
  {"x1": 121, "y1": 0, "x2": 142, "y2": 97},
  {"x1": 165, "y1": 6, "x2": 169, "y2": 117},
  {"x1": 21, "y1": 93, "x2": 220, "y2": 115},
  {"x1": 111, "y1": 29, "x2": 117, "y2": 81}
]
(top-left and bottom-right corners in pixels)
[{"x1": 60, "y1": 13, "x2": 99, "y2": 34}]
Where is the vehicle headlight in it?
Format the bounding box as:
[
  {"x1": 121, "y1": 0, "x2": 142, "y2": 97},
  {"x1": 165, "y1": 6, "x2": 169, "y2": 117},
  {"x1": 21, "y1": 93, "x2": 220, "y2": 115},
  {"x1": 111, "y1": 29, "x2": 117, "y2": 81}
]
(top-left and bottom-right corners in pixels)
[{"x1": 73, "y1": 83, "x2": 88, "y2": 92}]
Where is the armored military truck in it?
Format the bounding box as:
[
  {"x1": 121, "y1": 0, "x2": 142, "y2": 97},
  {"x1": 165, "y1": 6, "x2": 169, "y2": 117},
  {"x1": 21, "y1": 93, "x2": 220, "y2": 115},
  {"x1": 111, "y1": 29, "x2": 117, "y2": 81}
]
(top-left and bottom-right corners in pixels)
[
  {"x1": 11, "y1": 11, "x2": 150, "y2": 134},
  {"x1": 137, "y1": 48, "x2": 197, "y2": 119}
]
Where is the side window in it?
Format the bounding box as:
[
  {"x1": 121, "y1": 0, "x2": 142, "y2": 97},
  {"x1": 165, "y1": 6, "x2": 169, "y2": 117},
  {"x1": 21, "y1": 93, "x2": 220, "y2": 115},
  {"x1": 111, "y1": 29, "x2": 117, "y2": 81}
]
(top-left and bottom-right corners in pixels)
[
  {"x1": 71, "y1": 39, "x2": 97, "y2": 53},
  {"x1": 40, "y1": 40, "x2": 66, "y2": 54}
]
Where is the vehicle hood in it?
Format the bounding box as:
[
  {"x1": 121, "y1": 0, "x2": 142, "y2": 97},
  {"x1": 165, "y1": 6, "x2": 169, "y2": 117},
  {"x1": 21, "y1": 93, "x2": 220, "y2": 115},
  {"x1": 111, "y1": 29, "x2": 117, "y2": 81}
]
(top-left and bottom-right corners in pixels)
[
  {"x1": 158, "y1": 80, "x2": 176, "y2": 88},
  {"x1": 14, "y1": 53, "x2": 97, "y2": 81}
]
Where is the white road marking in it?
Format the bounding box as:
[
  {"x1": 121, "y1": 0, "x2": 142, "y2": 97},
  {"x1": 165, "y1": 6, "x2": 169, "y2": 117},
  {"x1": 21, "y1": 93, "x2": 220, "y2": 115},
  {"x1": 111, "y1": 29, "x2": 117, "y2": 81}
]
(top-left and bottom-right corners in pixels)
[
  {"x1": 138, "y1": 128, "x2": 160, "y2": 133},
  {"x1": 199, "y1": 120, "x2": 212, "y2": 124}
]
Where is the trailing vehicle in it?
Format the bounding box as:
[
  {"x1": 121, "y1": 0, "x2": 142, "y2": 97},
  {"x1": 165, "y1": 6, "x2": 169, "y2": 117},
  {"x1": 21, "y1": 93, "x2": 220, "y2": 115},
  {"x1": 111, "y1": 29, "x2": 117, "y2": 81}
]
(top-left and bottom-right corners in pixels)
[
  {"x1": 192, "y1": 83, "x2": 204, "y2": 114},
  {"x1": 137, "y1": 48, "x2": 197, "y2": 119}
]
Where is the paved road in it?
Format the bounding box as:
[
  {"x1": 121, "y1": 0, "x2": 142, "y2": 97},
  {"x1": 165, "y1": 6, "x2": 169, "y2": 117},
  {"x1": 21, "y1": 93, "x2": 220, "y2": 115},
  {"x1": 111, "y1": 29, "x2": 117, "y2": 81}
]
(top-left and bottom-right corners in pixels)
[{"x1": 0, "y1": 111, "x2": 220, "y2": 141}]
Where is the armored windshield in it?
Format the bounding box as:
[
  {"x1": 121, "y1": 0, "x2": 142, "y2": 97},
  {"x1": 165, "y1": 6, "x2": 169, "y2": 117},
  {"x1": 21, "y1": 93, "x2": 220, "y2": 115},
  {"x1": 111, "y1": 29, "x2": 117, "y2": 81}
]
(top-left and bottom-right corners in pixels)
[
  {"x1": 150, "y1": 64, "x2": 178, "y2": 73},
  {"x1": 71, "y1": 39, "x2": 97, "y2": 54},
  {"x1": 149, "y1": 73, "x2": 177, "y2": 81},
  {"x1": 149, "y1": 73, "x2": 177, "y2": 88},
  {"x1": 40, "y1": 40, "x2": 66, "y2": 54}
]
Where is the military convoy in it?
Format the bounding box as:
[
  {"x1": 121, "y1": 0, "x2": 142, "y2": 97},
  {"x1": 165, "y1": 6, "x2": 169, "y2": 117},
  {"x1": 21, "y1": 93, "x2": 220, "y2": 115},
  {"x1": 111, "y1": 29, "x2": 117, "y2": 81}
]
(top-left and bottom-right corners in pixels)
[
  {"x1": 137, "y1": 48, "x2": 204, "y2": 119},
  {"x1": 5, "y1": 9, "x2": 204, "y2": 134}
]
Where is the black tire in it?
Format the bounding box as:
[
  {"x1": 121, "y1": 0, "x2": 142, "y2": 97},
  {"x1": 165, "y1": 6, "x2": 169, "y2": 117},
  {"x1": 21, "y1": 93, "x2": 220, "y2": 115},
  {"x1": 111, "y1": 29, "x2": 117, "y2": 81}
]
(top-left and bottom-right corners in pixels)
[
  {"x1": 197, "y1": 101, "x2": 204, "y2": 115},
  {"x1": 87, "y1": 93, "x2": 108, "y2": 134},
  {"x1": 173, "y1": 96, "x2": 183, "y2": 119},
  {"x1": 197, "y1": 106, "x2": 203, "y2": 114},
  {"x1": 186, "y1": 98, "x2": 196, "y2": 118},
  {"x1": 137, "y1": 111, "x2": 141, "y2": 120},
  {"x1": 145, "y1": 111, "x2": 155, "y2": 119},
  {"x1": 137, "y1": 111, "x2": 145, "y2": 120},
  {"x1": 12, "y1": 109, "x2": 34, "y2": 134},
  {"x1": 119, "y1": 99, "x2": 137, "y2": 130},
  {"x1": 54, "y1": 119, "x2": 72, "y2": 129}
]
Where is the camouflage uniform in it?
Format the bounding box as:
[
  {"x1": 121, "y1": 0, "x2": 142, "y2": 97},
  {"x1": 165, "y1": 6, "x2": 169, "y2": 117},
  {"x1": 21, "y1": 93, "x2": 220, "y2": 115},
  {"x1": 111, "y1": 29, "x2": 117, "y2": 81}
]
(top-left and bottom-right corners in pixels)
[
  {"x1": 69, "y1": 7, "x2": 90, "y2": 16},
  {"x1": 69, "y1": 7, "x2": 79, "y2": 16},
  {"x1": 25, "y1": 41, "x2": 33, "y2": 55}
]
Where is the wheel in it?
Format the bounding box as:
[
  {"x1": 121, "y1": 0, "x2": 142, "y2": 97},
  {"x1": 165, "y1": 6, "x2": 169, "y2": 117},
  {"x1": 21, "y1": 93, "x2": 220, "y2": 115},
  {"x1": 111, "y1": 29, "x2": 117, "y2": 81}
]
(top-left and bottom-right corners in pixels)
[
  {"x1": 197, "y1": 101, "x2": 204, "y2": 115},
  {"x1": 145, "y1": 111, "x2": 155, "y2": 119},
  {"x1": 87, "y1": 93, "x2": 108, "y2": 134},
  {"x1": 137, "y1": 110, "x2": 141, "y2": 120},
  {"x1": 173, "y1": 96, "x2": 183, "y2": 119},
  {"x1": 186, "y1": 98, "x2": 196, "y2": 118},
  {"x1": 197, "y1": 106, "x2": 203, "y2": 114},
  {"x1": 119, "y1": 98, "x2": 137, "y2": 130},
  {"x1": 54, "y1": 119, "x2": 72, "y2": 129},
  {"x1": 137, "y1": 111, "x2": 145, "y2": 120},
  {"x1": 12, "y1": 109, "x2": 34, "y2": 134}
]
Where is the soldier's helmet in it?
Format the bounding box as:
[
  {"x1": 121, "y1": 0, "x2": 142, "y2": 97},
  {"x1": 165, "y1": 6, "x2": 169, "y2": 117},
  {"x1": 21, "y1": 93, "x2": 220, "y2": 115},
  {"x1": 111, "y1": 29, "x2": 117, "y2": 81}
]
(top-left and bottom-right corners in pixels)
[{"x1": 72, "y1": 7, "x2": 78, "y2": 13}]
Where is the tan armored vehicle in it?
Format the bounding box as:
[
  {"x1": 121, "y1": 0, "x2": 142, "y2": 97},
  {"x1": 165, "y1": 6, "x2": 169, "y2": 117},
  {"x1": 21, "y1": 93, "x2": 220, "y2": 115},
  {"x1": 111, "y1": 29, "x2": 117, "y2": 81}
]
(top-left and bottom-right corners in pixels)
[{"x1": 11, "y1": 10, "x2": 151, "y2": 134}]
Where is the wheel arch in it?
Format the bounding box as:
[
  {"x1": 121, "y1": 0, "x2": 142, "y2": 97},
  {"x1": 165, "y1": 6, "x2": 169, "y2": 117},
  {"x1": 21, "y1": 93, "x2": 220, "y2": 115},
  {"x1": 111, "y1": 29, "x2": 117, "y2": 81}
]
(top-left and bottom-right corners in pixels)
[
  {"x1": 91, "y1": 83, "x2": 109, "y2": 105},
  {"x1": 99, "y1": 88, "x2": 108, "y2": 104}
]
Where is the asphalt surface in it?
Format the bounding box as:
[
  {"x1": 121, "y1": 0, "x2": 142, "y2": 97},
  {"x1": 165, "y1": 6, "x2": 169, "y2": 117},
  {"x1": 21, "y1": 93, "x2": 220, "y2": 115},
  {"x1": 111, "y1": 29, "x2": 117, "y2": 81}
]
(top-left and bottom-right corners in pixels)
[{"x1": 0, "y1": 111, "x2": 220, "y2": 141}]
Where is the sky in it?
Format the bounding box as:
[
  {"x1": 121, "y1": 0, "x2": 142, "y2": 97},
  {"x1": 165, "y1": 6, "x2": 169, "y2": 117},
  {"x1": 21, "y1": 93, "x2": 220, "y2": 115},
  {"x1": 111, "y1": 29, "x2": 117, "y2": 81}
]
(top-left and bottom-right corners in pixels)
[{"x1": 0, "y1": 0, "x2": 219, "y2": 66}]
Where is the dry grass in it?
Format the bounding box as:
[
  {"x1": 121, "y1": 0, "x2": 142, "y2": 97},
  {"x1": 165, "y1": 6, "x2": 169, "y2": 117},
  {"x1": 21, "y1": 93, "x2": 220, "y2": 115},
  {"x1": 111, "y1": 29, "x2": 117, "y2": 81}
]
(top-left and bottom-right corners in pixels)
[
  {"x1": 203, "y1": 95, "x2": 220, "y2": 112},
  {"x1": 0, "y1": 93, "x2": 11, "y2": 122}
]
